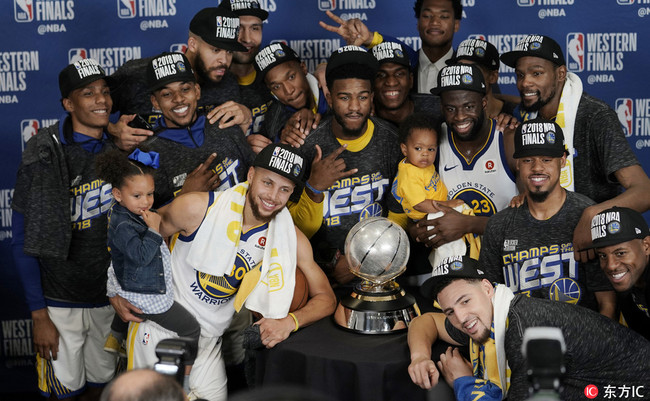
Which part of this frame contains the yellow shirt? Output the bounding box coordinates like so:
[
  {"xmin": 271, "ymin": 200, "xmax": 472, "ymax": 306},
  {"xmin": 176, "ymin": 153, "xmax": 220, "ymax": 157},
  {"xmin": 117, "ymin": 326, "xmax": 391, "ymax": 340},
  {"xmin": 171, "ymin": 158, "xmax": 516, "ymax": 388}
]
[{"xmin": 393, "ymin": 158, "xmax": 447, "ymax": 220}]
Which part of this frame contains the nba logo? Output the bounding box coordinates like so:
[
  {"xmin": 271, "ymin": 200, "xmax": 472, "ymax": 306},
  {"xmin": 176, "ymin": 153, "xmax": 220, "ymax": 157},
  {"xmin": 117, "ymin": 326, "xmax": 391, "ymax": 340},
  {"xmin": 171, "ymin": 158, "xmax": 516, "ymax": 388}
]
[
  {"xmin": 170, "ymin": 44, "xmax": 187, "ymax": 53},
  {"xmin": 615, "ymin": 98, "xmax": 633, "ymax": 137},
  {"xmin": 566, "ymin": 33, "xmax": 584, "ymax": 72},
  {"xmin": 14, "ymin": 0, "xmax": 34, "ymax": 22},
  {"xmin": 270, "ymin": 39, "xmax": 288, "ymax": 46},
  {"xmin": 517, "ymin": 0, "xmax": 534, "ymax": 6},
  {"xmin": 117, "ymin": 0, "xmax": 136, "ymax": 19},
  {"xmin": 617, "ymin": 0, "xmax": 635, "ymax": 4},
  {"xmin": 21, "ymin": 120, "xmax": 39, "ymax": 151},
  {"xmin": 318, "ymin": 0, "xmax": 336, "ymax": 11},
  {"xmin": 467, "ymin": 34, "xmax": 486, "ymax": 41},
  {"xmin": 68, "ymin": 48, "xmax": 88, "ymax": 64}
]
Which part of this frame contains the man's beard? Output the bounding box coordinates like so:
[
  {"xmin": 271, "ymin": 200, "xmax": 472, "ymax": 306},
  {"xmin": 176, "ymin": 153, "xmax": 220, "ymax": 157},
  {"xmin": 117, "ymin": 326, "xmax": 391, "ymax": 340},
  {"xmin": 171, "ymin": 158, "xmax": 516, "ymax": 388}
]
[
  {"xmin": 452, "ymin": 112, "xmax": 485, "ymax": 142},
  {"xmin": 333, "ymin": 112, "xmax": 367, "ymax": 138},
  {"xmin": 247, "ymin": 191, "xmax": 283, "ymax": 223},
  {"xmin": 472, "ymin": 327, "xmax": 491, "ymax": 344},
  {"xmin": 233, "ymin": 51, "xmax": 254, "ymax": 65},
  {"xmin": 521, "ymin": 89, "xmax": 556, "ymax": 113},
  {"xmin": 529, "ymin": 189, "xmax": 550, "ymax": 203},
  {"xmin": 194, "ymin": 56, "xmax": 225, "ymax": 85}
]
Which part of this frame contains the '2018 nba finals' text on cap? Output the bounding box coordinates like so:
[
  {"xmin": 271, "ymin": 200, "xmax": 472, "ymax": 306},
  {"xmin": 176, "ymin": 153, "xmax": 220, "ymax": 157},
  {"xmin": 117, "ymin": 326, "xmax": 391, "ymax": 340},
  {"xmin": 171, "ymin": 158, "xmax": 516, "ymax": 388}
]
[
  {"xmin": 421, "ymin": 255, "xmax": 485, "ymax": 299},
  {"xmin": 513, "ymin": 117, "xmax": 568, "ymax": 159},
  {"xmin": 253, "ymin": 143, "xmax": 305, "ymax": 185},
  {"xmin": 431, "ymin": 63, "xmax": 486, "ymax": 95},
  {"xmin": 590, "ymin": 206, "xmax": 650, "ymax": 248},
  {"xmin": 146, "ymin": 52, "xmax": 196, "ymax": 93},
  {"xmin": 500, "ymin": 34, "xmax": 565, "ymax": 68},
  {"xmin": 59, "ymin": 58, "xmax": 106, "ymax": 98}
]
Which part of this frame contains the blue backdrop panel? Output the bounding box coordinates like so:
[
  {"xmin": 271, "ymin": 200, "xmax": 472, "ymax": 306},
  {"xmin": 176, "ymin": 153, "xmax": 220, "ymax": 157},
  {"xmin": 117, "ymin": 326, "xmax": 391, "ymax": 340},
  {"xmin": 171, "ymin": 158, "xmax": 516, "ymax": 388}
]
[{"xmin": 1, "ymin": 0, "xmax": 648, "ymax": 393}]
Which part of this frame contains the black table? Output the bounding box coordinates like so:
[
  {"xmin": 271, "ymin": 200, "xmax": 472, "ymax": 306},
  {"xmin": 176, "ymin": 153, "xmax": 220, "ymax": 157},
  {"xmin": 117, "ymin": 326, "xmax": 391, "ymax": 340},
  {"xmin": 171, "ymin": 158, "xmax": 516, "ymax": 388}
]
[{"xmin": 255, "ymin": 317, "xmax": 454, "ymax": 401}]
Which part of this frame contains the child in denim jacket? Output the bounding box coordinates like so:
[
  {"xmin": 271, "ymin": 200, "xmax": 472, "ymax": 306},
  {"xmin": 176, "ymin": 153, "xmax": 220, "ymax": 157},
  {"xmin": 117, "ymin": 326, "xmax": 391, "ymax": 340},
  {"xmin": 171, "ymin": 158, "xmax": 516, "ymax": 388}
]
[{"xmin": 96, "ymin": 148, "xmax": 199, "ymax": 388}]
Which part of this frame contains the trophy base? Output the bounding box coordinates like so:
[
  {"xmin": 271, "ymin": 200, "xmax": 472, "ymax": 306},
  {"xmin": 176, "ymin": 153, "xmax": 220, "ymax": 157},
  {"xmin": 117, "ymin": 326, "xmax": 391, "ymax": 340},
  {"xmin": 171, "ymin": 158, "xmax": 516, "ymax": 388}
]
[{"xmin": 333, "ymin": 281, "xmax": 421, "ymax": 334}]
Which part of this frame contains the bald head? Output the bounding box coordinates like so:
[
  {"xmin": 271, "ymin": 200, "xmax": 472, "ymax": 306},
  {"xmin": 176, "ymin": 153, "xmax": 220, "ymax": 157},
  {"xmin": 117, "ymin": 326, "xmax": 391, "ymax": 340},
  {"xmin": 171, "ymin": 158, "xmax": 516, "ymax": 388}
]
[{"xmin": 101, "ymin": 369, "xmax": 186, "ymax": 401}]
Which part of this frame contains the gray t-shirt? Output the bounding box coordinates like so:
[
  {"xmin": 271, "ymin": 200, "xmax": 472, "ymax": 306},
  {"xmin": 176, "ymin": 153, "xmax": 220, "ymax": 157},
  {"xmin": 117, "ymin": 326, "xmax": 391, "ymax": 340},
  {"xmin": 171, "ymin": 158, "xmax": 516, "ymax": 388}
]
[
  {"xmin": 297, "ymin": 116, "xmax": 402, "ymax": 254},
  {"xmin": 568, "ymin": 93, "xmax": 638, "ymax": 203},
  {"xmin": 479, "ymin": 191, "xmax": 611, "ymax": 312}
]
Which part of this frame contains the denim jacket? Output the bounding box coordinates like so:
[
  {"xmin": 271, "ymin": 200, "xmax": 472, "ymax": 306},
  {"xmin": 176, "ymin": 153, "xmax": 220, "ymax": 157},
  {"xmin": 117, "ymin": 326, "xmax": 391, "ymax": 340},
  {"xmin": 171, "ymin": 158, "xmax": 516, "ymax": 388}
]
[{"xmin": 107, "ymin": 203, "xmax": 165, "ymax": 294}]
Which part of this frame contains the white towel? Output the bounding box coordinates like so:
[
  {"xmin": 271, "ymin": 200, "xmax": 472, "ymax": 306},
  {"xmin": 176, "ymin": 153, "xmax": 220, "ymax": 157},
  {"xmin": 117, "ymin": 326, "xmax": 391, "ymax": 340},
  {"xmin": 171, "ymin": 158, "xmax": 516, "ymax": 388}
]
[
  {"xmin": 524, "ymin": 72, "xmax": 582, "ymax": 191},
  {"xmin": 185, "ymin": 183, "xmax": 297, "ymax": 318},
  {"xmin": 427, "ymin": 204, "xmax": 481, "ymax": 270},
  {"xmin": 492, "ymin": 284, "xmax": 515, "ymax": 397}
]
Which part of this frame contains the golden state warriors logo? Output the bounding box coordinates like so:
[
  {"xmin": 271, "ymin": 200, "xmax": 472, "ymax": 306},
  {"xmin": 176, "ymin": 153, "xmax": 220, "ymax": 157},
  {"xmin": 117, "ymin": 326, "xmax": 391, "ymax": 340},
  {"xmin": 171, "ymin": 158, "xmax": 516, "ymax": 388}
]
[
  {"xmin": 549, "ymin": 278, "xmax": 581, "ymax": 304},
  {"xmin": 359, "ymin": 202, "xmax": 383, "ymax": 220},
  {"xmin": 546, "ymin": 132, "xmax": 556, "ymax": 144},
  {"xmin": 196, "ymin": 254, "xmax": 251, "ymax": 299},
  {"xmin": 461, "ymin": 73, "xmax": 473, "ymax": 85},
  {"xmin": 531, "ymin": 42, "xmax": 542, "ymax": 50},
  {"xmin": 450, "ymin": 260, "xmax": 463, "ymax": 271},
  {"xmin": 607, "ymin": 221, "xmax": 621, "ymax": 234}
]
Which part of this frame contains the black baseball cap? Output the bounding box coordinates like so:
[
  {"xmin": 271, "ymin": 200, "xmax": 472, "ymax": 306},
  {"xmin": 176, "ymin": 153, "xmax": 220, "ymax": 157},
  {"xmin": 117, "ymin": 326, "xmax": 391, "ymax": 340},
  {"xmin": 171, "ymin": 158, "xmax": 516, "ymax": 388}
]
[
  {"xmin": 501, "ymin": 34, "xmax": 565, "ymax": 68},
  {"xmin": 371, "ymin": 41, "xmax": 411, "ymax": 69},
  {"xmin": 254, "ymin": 43, "xmax": 300, "ymax": 83},
  {"xmin": 253, "ymin": 143, "xmax": 305, "ymax": 185},
  {"xmin": 513, "ymin": 117, "xmax": 567, "ymax": 159},
  {"xmin": 147, "ymin": 52, "xmax": 196, "ymax": 93},
  {"xmin": 421, "ymin": 256, "xmax": 485, "ymax": 299},
  {"xmin": 189, "ymin": 7, "xmax": 247, "ymax": 52},
  {"xmin": 218, "ymin": 0, "xmax": 269, "ymax": 21},
  {"xmin": 449, "ymin": 38, "xmax": 500, "ymax": 71},
  {"xmin": 431, "ymin": 63, "xmax": 486, "ymax": 95},
  {"xmin": 591, "ymin": 207, "xmax": 650, "ymax": 248},
  {"xmin": 59, "ymin": 58, "xmax": 107, "ymax": 98},
  {"xmin": 326, "ymin": 45, "xmax": 379, "ymax": 81}
]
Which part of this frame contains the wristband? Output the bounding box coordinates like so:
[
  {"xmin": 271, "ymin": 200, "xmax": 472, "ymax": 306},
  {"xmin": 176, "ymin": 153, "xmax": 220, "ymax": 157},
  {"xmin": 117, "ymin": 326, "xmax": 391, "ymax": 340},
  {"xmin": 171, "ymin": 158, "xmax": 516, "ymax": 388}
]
[
  {"xmin": 369, "ymin": 31, "xmax": 383, "ymax": 47},
  {"xmin": 305, "ymin": 181, "xmax": 324, "ymax": 195},
  {"xmin": 288, "ymin": 312, "xmax": 299, "ymax": 332}
]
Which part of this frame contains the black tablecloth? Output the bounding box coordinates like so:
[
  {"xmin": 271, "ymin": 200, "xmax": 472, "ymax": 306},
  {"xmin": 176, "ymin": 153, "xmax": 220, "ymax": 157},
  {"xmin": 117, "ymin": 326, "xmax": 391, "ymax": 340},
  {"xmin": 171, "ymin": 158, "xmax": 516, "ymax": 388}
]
[{"xmin": 255, "ymin": 317, "xmax": 455, "ymax": 401}]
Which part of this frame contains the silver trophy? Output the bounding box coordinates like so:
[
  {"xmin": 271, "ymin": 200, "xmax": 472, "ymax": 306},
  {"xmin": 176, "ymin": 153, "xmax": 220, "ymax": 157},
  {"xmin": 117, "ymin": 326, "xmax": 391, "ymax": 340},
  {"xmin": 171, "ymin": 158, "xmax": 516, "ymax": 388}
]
[{"xmin": 334, "ymin": 217, "xmax": 420, "ymax": 334}]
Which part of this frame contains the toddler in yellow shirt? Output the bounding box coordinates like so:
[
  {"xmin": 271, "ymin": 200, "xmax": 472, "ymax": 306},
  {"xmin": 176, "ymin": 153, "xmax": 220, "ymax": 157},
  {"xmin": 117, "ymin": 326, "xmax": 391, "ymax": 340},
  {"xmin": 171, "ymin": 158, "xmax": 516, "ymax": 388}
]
[{"xmin": 392, "ymin": 113, "xmax": 462, "ymax": 220}]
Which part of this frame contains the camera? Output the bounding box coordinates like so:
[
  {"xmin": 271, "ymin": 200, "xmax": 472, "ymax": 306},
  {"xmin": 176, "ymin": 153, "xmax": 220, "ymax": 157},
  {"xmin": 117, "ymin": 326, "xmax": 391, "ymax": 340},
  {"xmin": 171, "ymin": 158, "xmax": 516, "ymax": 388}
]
[
  {"xmin": 153, "ymin": 337, "xmax": 198, "ymax": 385},
  {"xmin": 522, "ymin": 327, "xmax": 566, "ymax": 401}
]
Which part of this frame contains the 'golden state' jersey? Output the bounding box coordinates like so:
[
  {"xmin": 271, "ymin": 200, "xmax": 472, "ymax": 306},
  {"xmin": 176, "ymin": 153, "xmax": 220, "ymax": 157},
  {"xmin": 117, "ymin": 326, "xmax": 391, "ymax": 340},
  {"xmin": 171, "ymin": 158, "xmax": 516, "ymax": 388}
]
[
  {"xmin": 169, "ymin": 192, "xmax": 268, "ymax": 337},
  {"xmin": 438, "ymin": 119, "xmax": 517, "ymax": 217}
]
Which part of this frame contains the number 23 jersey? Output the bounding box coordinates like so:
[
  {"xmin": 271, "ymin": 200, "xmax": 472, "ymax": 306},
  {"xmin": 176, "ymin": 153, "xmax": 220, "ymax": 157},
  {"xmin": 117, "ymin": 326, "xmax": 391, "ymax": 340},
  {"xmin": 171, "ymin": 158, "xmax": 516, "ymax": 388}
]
[{"xmin": 437, "ymin": 119, "xmax": 517, "ymax": 217}]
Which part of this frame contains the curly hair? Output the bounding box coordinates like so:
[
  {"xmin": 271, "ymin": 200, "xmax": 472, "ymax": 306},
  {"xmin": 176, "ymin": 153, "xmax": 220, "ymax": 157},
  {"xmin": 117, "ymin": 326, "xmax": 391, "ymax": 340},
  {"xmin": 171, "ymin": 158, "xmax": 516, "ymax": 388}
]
[
  {"xmin": 95, "ymin": 148, "xmax": 155, "ymax": 189},
  {"xmin": 398, "ymin": 112, "xmax": 442, "ymax": 145},
  {"xmin": 413, "ymin": 0, "xmax": 462, "ymax": 19},
  {"xmin": 325, "ymin": 63, "xmax": 375, "ymax": 91}
]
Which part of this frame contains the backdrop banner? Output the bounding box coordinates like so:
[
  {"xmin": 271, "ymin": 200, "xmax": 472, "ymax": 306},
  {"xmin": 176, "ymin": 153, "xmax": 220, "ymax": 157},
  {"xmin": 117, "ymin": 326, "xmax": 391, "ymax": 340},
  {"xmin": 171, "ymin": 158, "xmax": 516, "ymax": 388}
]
[{"xmin": 1, "ymin": 0, "xmax": 649, "ymax": 393}]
